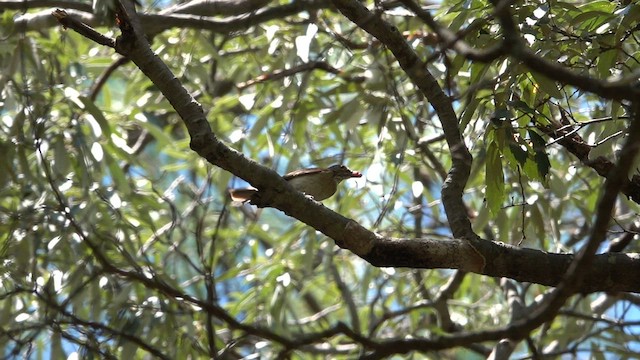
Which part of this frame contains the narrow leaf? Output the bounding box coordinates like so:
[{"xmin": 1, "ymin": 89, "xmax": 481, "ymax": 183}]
[{"xmin": 486, "ymin": 142, "xmax": 505, "ymax": 215}]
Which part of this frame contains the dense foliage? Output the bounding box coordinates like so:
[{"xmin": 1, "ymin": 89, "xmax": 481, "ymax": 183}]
[{"xmin": 1, "ymin": 0, "xmax": 639, "ymax": 358}]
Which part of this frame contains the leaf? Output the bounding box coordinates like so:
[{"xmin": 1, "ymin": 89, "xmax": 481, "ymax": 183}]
[
  {"xmin": 528, "ymin": 202, "xmax": 546, "ymax": 241},
  {"xmin": 0, "ymin": 141, "xmax": 15, "ymax": 189},
  {"xmin": 508, "ymin": 143, "xmax": 528, "ymax": 166},
  {"xmin": 103, "ymin": 147, "xmax": 131, "ymax": 194},
  {"xmin": 572, "ymin": 11, "xmax": 612, "ymax": 31},
  {"xmin": 590, "ymin": 119, "xmax": 625, "ymax": 159},
  {"xmin": 134, "ymin": 115, "xmax": 174, "ymax": 150},
  {"xmin": 250, "ymin": 108, "xmax": 273, "ymax": 138},
  {"xmin": 578, "ymin": 0, "xmax": 615, "ymax": 12},
  {"xmin": 459, "ymin": 97, "xmax": 480, "ymax": 131},
  {"xmin": 549, "ymin": 171, "xmax": 568, "ymax": 198},
  {"xmin": 527, "ymin": 129, "xmax": 546, "ymax": 151},
  {"xmin": 507, "ymin": 100, "xmax": 535, "ymax": 114},
  {"xmin": 530, "ymin": 71, "xmax": 562, "ymax": 99},
  {"xmin": 486, "ymin": 142, "xmax": 505, "ymax": 215},
  {"xmin": 492, "ymin": 126, "xmax": 507, "ymax": 153},
  {"xmin": 52, "ymin": 136, "xmax": 71, "ymax": 176},
  {"xmin": 469, "ymin": 62, "xmax": 490, "ymax": 85},
  {"xmin": 493, "ymin": 108, "xmax": 512, "ymax": 122},
  {"xmin": 121, "ymin": 341, "xmax": 138, "ymax": 359},
  {"xmin": 50, "ymin": 331, "xmax": 64, "ymax": 359},
  {"xmin": 472, "ymin": 205, "xmax": 490, "ymax": 233},
  {"xmin": 611, "ymin": 101, "xmax": 621, "ymax": 121},
  {"xmin": 78, "ymin": 95, "xmax": 112, "ymax": 138},
  {"xmin": 534, "ymin": 150, "xmax": 551, "ymax": 185},
  {"xmin": 597, "ymin": 49, "xmax": 617, "ymax": 78}
]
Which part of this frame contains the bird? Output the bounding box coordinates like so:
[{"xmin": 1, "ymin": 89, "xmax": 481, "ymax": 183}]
[{"xmin": 229, "ymin": 164, "xmax": 362, "ymax": 203}]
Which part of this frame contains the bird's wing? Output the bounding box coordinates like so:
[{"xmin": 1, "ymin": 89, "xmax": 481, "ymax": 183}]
[{"xmin": 282, "ymin": 167, "xmax": 324, "ymax": 180}]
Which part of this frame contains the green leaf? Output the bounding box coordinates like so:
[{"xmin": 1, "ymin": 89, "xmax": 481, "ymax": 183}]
[
  {"xmin": 597, "ymin": 49, "xmax": 617, "ymax": 78},
  {"xmin": 528, "ymin": 202, "xmax": 546, "ymax": 241},
  {"xmin": 52, "ymin": 136, "xmax": 71, "ymax": 177},
  {"xmin": 507, "ymin": 100, "xmax": 535, "ymax": 114},
  {"xmin": 486, "ymin": 142, "xmax": 505, "ymax": 215},
  {"xmin": 528, "ymin": 129, "xmax": 546, "ymax": 151},
  {"xmin": 534, "ymin": 150, "xmax": 551, "ymax": 184},
  {"xmin": 459, "ymin": 97, "xmax": 480, "ymax": 131},
  {"xmin": 121, "ymin": 341, "xmax": 138, "ymax": 359},
  {"xmin": 578, "ymin": 0, "xmax": 615, "ymax": 12},
  {"xmin": 79, "ymin": 95, "xmax": 112, "ymax": 138},
  {"xmin": 530, "ymin": 71, "xmax": 563, "ymax": 99},
  {"xmin": 103, "ymin": 146, "xmax": 131, "ymax": 194},
  {"xmin": 572, "ymin": 11, "xmax": 612, "ymax": 31},
  {"xmin": 472, "ymin": 205, "xmax": 490, "ymax": 233},
  {"xmin": 134, "ymin": 116, "xmax": 174, "ymax": 150},
  {"xmin": 508, "ymin": 143, "xmax": 528, "ymax": 166},
  {"xmin": 50, "ymin": 331, "xmax": 64, "ymax": 359}
]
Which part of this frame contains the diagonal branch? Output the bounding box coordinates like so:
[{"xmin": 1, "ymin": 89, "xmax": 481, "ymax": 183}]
[
  {"xmin": 52, "ymin": 9, "xmax": 115, "ymax": 46},
  {"xmin": 537, "ymin": 118, "xmax": 640, "ymax": 203}
]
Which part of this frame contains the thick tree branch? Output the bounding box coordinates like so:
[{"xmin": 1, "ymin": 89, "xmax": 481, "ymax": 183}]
[{"xmin": 363, "ymin": 236, "xmax": 640, "ymax": 293}]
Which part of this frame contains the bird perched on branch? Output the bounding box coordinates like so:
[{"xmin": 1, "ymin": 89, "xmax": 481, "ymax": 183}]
[{"xmin": 229, "ymin": 165, "xmax": 362, "ymax": 203}]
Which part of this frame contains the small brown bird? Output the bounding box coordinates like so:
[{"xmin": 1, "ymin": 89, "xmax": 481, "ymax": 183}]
[{"xmin": 229, "ymin": 164, "xmax": 362, "ymax": 202}]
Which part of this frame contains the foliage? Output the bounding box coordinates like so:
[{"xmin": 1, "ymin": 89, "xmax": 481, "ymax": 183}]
[{"xmin": 1, "ymin": 0, "xmax": 639, "ymax": 358}]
